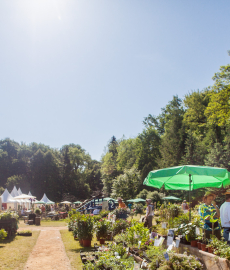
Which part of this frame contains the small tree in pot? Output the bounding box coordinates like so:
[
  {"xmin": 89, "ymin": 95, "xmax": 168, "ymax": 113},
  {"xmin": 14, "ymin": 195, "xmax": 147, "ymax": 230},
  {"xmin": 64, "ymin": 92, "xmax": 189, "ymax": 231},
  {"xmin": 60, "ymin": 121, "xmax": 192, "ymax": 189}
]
[
  {"xmin": 78, "ymin": 215, "xmax": 94, "ymax": 247},
  {"xmin": 95, "ymin": 218, "xmax": 111, "ymax": 244}
]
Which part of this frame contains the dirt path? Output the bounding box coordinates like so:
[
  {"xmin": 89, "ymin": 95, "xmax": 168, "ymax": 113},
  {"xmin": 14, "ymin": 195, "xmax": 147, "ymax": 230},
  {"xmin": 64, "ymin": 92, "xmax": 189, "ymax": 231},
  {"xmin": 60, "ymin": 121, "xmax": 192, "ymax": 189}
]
[{"xmin": 24, "ymin": 227, "xmax": 71, "ymax": 270}]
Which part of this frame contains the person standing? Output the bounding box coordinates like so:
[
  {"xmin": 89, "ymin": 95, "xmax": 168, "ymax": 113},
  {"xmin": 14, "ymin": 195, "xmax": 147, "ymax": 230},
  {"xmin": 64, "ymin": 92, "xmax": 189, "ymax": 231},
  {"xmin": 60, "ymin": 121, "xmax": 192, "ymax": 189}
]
[
  {"xmin": 181, "ymin": 200, "xmax": 189, "ymax": 213},
  {"xmin": 199, "ymin": 192, "xmax": 221, "ymax": 239},
  {"xmin": 117, "ymin": 197, "xmax": 126, "ymax": 209},
  {"xmin": 220, "ymin": 190, "xmax": 230, "ymax": 244},
  {"xmin": 145, "ymin": 199, "xmax": 153, "ymax": 231}
]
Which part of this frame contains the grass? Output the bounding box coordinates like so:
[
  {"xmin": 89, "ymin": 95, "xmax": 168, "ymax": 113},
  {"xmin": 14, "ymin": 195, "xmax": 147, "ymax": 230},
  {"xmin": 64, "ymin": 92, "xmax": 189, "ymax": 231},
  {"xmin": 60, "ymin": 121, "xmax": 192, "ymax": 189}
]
[
  {"xmin": 0, "ymin": 231, "xmax": 40, "ymax": 270},
  {"xmin": 60, "ymin": 231, "xmax": 101, "ymax": 270},
  {"xmin": 18, "ymin": 219, "xmax": 68, "ymax": 228}
]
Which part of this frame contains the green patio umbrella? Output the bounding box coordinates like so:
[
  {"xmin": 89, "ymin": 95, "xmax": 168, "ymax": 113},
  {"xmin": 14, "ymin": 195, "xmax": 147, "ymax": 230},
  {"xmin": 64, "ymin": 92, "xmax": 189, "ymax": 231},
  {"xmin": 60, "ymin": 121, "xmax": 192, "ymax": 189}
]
[
  {"xmin": 126, "ymin": 198, "xmax": 146, "ymax": 203},
  {"xmin": 73, "ymin": 201, "xmax": 82, "ymax": 204},
  {"xmin": 162, "ymin": 196, "xmax": 182, "ymax": 200},
  {"xmin": 144, "ymin": 165, "xmax": 230, "ymax": 220},
  {"xmin": 33, "ymin": 200, "xmax": 46, "ymax": 204}
]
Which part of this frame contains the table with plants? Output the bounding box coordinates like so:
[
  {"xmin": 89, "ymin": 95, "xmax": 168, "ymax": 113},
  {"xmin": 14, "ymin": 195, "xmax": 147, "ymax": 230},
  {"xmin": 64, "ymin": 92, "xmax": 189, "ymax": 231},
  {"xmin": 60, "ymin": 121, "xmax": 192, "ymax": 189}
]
[{"xmin": 67, "ymin": 206, "xmax": 210, "ymax": 269}]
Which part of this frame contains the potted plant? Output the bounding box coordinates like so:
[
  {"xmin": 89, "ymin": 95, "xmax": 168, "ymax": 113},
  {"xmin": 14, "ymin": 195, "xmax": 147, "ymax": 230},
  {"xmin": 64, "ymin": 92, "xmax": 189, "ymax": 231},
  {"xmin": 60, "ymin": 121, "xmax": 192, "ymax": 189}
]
[
  {"xmin": 95, "ymin": 218, "xmax": 110, "ymax": 244},
  {"xmin": 35, "ymin": 208, "xmax": 41, "ymax": 216},
  {"xmin": 183, "ymin": 223, "xmax": 197, "ymax": 246},
  {"xmin": 78, "ymin": 215, "xmax": 94, "ymax": 247},
  {"xmin": 113, "ymin": 208, "xmax": 128, "ymax": 219},
  {"xmin": 196, "ymin": 232, "xmax": 204, "ymax": 250}
]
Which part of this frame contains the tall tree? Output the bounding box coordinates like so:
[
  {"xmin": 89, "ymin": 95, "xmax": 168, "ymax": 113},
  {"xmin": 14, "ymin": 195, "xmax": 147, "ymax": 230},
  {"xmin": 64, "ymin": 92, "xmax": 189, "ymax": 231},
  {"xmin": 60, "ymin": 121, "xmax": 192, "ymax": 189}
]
[
  {"xmin": 205, "ymin": 64, "xmax": 230, "ymax": 128},
  {"xmin": 101, "ymin": 136, "xmax": 119, "ymax": 195},
  {"xmin": 158, "ymin": 96, "xmax": 186, "ymax": 168}
]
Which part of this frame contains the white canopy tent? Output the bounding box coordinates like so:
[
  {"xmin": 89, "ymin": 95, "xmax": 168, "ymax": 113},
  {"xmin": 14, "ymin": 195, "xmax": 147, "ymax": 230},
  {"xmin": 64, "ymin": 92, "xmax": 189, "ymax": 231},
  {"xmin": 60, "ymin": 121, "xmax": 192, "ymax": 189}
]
[
  {"xmin": 40, "ymin": 193, "xmax": 54, "ymax": 204},
  {"xmin": 18, "ymin": 188, "xmax": 22, "ymax": 195},
  {"xmin": 1, "ymin": 188, "xmax": 19, "ymax": 210},
  {"xmin": 11, "ymin": 186, "xmax": 19, "ymax": 197}
]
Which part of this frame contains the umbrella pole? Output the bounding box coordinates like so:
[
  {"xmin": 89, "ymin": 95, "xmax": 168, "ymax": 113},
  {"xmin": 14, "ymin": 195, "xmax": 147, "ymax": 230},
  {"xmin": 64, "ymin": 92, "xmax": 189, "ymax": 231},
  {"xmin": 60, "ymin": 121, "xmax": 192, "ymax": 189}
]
[{"xmin": 189, "ymin": 174, "xmax": 191, "ymax": 221}]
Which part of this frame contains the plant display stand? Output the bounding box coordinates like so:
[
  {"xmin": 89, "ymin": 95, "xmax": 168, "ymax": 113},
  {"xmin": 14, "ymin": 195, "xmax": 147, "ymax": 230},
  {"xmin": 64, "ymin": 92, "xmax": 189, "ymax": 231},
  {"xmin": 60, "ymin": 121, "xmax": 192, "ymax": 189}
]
[
  {"xmin": 28, "ymin": 220, "xmax": 34, "ymax": 225},
  {"xmin": 0, "ymin": 218, "xmax": 17, "ymax": 238},
  {"xmin": 35, "ymin": 217, "xmax": 41, "ymax": 226}
]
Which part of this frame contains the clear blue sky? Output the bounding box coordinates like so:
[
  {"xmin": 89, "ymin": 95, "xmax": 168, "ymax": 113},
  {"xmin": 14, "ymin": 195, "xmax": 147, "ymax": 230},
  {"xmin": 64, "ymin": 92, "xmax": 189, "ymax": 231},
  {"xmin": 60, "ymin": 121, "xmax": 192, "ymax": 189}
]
[{"xmin": 0, "ymin": 0, "xmax": 230, "ymax": 161}]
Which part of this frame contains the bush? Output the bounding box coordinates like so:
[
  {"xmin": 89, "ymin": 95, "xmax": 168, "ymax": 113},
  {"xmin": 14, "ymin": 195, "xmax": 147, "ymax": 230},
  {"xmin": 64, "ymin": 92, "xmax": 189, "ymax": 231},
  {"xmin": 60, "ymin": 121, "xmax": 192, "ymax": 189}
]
[
  {"xmin": 95, "ymin": 218, "xmax": 111, "ymax": 239},
  {"xmin": 35, "ymin": 208, "xmax": 41, "ymax": 215},
  {"xmin": 112, "ymin": 219, "xmax": 130, "ymax": 236},
  {"xmin": 99, "ymin": 210, "xmax": 109, "ymax": 218},
  {"xmin": 0, "ymin": 229, "xmax": 7, "ymax": 240},
  {"xmin": 133, "ymin": 203, "xmax": 144, "ymax": 215}
]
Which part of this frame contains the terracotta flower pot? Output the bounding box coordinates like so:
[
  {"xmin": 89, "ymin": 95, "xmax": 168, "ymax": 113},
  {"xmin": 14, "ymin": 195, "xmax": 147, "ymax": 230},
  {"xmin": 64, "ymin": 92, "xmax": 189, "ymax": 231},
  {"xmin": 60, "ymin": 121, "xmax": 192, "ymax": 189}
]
[
  {"xmin": 99, "ymin": 239, "xmax": 105, "ymax": 244},
  {"xmin": 191, "ymin": 240, "xmax": 198, "ymax": 247},
  {"xmin": 197, "ymin": 242, "xmax": 202, "ymax": 250},
  {"xmin": 79, "ymin": 239, "xmax": 83, "ymax": 245},
  {"xmin": 201, "ymin": 243, "xmax": 208, "ymax": 252},
  {"xmin": 83, "ymin": 239, "xmax": 91, "ymax": 247},
  {"xmin": 208, "ymin": 247, "xmax": 214, "ymax": 254}
]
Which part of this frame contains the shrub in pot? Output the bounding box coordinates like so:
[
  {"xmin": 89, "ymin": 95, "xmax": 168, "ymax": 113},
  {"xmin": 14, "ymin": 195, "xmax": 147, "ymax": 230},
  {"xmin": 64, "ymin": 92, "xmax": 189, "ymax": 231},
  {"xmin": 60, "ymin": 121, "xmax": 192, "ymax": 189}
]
[
  {"xmin": 35, "ymin": 208, "xmax": 41, "ymax": 216},
  {"xmin": 78, "ymin": 215, "xmax": 94, "ymax": 247},
  {"xmin": 112, "ymin": 219, "xmax": 130, "ymax": 236},
  {"xmin": 95, "ymin": 218, "xmax": 111, "ymax": 244}
]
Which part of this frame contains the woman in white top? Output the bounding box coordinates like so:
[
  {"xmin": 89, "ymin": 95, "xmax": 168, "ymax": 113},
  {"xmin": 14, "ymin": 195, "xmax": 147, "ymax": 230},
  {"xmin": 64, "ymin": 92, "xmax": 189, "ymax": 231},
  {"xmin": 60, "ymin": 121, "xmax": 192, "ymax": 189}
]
[{"xmin": 145, "ymin": 199, "xmax": 153, "ymax": 231}]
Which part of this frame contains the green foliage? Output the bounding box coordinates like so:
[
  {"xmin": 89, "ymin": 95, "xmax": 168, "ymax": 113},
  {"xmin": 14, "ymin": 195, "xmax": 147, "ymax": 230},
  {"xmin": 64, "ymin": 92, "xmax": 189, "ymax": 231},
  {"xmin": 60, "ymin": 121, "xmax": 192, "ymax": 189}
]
[
  {"xmin": 147, "ymin": 191, "xmax": 164, "ymax": 204},
  {"xmin": 158, "ymin": 252, "xmax": 203, "ymax": 270},
  {"xmin": 133, "ymin": 203, "xmax": 144, "ymax": 215},
  {"xmin": 207, "ymin": 235, "xmax": 230, "ymax": 260},
  {"xmin": 205, "ymin": 64, "xmax": 230, "ymax": 127},
  {"xmin": 125, "ymin": 221, "xmax": 149, "ymax": 247},
  {"xmin": 136, "ymin": 189, "xmax": 149, "ymax": 199},
  {"xmin": 95, "ymin": 218, "xmax": 111, "ymax": 239},
  {"xmin": 35, "ymin": 208, "xmax": 41, "ymax": 215},
  {"xmin": 111, "ymin": 167, "xmax": 141, "ymax": 200},
  {"xmin": 111, "ymin": 219, "xmax": 130, "ymax": 236},
  {"xmin": 84, "ymin": 250, "xmax": 134, "ymax": 270},
  {"xmin": 0, "ymin": 229, "xmax": 7, "ymax": 240},
  {"xmin": 99, "ymin": 210, "xmax": 109, "ymax": 218},
  {"xmin": 77, "ymin": 214, "xmax": 94, "ymax": 240}
]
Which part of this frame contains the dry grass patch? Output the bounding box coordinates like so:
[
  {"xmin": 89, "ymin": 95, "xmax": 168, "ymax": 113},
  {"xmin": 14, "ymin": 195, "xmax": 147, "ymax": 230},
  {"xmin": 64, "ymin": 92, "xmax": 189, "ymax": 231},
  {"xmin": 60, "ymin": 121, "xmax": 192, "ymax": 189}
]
[
  {"xmin": 0, "ymin": 231, "xmax": 40, "ymax": 270},
  {"xmin": 60, "ymin": 230, "xmax": 99, "ymax": 270}
]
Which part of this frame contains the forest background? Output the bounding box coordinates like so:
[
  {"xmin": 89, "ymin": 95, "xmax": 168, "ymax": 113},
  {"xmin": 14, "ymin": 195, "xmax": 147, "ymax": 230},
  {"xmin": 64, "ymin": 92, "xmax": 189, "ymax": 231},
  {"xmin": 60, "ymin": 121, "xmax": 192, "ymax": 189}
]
[{"xmin": 1, "ymin": 63, "xmax": 230, "ymax": 204}]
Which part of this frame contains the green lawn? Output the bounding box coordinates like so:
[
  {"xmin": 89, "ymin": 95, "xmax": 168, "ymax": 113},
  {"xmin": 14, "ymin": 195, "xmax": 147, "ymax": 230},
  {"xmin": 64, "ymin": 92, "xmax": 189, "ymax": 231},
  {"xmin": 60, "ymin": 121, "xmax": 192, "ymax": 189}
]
[
  {"xmin": 0, "ymin": 231, "xmax": 40, "ymax": 270},
  {"xmin": 18, "ymin": 219, "xmax": 68, "ymax": 228}
]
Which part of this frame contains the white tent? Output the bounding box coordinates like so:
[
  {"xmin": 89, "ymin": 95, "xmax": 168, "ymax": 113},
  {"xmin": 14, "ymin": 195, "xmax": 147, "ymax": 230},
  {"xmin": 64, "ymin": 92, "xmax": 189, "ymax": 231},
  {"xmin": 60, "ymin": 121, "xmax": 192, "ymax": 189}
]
[
  {"xmin": 11, "ymin": 186, "xmax": 19, "ymax": 197},
  {"xmin": 40, "ymin": 193, "xmax": 54, "ymax": 204},
  {"xmin": 1, "ymin": 188, "xmax": 18, "ymax": 210},
  {"xmin": 28, "ymin": 191, "xmax": 32, "ymax": 196},
  {"xmin": 18, "ymin": 188, "xmax": 22, "ymax": 195}
]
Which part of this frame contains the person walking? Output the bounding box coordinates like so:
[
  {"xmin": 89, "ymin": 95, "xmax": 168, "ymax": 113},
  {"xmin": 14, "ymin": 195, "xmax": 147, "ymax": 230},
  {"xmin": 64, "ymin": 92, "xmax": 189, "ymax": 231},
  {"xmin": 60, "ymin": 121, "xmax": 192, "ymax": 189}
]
[
  {"xmin": 145, "ymin": 199, "xmax": 153, "ymax": 231},
  {"xmin": 220, "ymin": 189, "xmax": 230, "ymax": 244}
]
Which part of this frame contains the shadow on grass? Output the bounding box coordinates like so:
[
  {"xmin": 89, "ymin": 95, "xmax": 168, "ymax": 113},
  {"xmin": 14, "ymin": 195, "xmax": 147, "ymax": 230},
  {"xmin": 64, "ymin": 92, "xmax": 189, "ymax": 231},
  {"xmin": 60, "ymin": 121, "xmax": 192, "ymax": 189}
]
[{"xmin": 0, "ymin": 234, "xmax": 17, "ymax": 244}]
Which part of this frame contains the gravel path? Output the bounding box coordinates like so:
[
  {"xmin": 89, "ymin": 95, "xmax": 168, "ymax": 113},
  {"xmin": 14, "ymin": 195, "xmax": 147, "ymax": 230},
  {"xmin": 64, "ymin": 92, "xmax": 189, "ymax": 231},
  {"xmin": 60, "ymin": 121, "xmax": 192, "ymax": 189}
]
[{"xmin": 24, "ymin": 227, "xmax": 71, "ymax": 270}]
